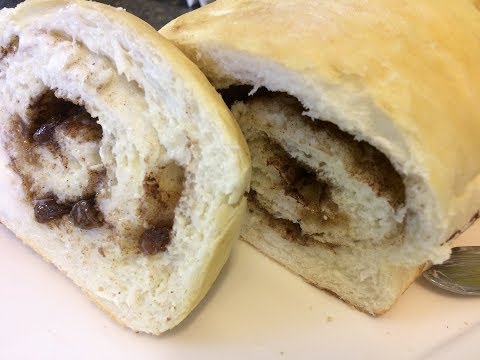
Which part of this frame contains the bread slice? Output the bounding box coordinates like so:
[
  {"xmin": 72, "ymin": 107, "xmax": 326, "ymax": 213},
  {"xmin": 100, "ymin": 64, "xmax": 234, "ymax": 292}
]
[
  {"xmin": 161, "ymin": 0, "xmax": 480, "ymax": 314},
  {"xmin": 234, "ymin": 94, "xmax": 423, "ymax": 314},
  {"xmin": 0, "ymin": 0, "xmax": 250, "ymax": 334}
]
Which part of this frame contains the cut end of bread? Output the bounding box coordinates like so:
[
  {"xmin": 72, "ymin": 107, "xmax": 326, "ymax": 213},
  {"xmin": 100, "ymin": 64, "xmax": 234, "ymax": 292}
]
[
  {"xmin": 230, "ymin": 93, "xmax": 422, "ymax": 314},
  {"xmin": 234, "ymin": 94, "xmax": 406, "ymax": 248},
  {"xmin": 0, "ymin": 0, "xmax": 250, "ymax": 334},
  {"xmin": 160, "ymin": 0, "xmax": 480, "ymax": 315}
]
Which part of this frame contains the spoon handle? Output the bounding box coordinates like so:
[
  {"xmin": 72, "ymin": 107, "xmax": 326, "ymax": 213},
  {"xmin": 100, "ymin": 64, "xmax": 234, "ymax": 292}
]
[{"xmin": 423, "ymin": 247, "xmax": 480, "ymax": 295}]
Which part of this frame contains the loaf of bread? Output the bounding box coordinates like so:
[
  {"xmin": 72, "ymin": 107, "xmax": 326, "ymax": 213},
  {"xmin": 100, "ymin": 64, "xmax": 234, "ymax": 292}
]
[
  {"xmin": 0, "ymin": 0, "xmax": 250, "ymax": 334},
  {"xmin": 161, "ymin": 0, "xmax": 480, "ymax": 314}
]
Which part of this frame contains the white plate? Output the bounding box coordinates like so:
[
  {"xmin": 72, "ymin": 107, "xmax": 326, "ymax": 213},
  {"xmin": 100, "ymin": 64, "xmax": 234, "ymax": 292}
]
[{"xmin": 1, "ymin": 220, "xmax": 479, "ymax": 360}]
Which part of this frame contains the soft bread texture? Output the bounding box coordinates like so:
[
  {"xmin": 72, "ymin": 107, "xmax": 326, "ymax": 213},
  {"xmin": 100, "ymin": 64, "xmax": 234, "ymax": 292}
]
[
  {"xmin": 161, "ymin": 0, "xmax": 480, "ymax": 314},
  {"xmin": 0, "ymin": 0, "xmax": 250, "ymax": 334},
  {"xmin": 235, "ymin": 95, "xmax": 405, "ymax": 247}
]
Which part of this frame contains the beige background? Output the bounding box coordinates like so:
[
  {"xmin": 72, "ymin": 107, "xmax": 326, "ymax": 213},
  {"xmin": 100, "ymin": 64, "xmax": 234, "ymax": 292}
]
[{"xmin": 0, "ymin": 221, "xmax": 479, "ymax": 359}]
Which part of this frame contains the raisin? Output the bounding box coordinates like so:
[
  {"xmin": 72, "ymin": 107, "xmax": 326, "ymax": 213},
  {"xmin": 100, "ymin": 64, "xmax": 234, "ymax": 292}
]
[
  {"xmin": 32, "ymin": 119, "xmax": 59, "ymax": 144},
  {"xmin": 34, "ymin": 198, "xmax": 71, "ymax": 223},
  {"xmin": 70, "ymin": 199, "xmax": 103, "ymax": 229},
  {"xmin": 139, "ymin": 226, "xmax": 172, "ymax": 255},
  {"xmin": 60, "ymin": 112, "xmax": 102, "ymax": 142}
]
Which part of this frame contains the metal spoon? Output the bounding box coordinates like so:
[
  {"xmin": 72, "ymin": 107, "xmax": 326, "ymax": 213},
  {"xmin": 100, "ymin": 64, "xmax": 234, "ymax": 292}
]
[{"xmin": 423, "ymin": 246, "xmax": 480, "ymax": 295}]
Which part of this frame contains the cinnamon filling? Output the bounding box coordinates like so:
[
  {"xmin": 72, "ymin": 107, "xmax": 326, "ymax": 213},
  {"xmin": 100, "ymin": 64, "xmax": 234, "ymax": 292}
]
[
  {"xmin": 8, "ymin": 90, "xmax": 105, "ymax": 228},
  {"xmin": 222, "ymin": 86, "xmax": 405, "ymax": 208},
  {"xmin": 222, "ymin": 86, "xmax": 406, "ymax": 245},
  {"xmin": 6, "ymin": 90, "xmax": 187, "ymax": 255},
  {"xmin": 264, "ymin": 137, "xmax": 340, "ymax": 221},
  {"xmin": 252, "ymin": 199, "xmax": 342, "ymax": 253},
  {"xmin": 27, "ymin": 91, "xmax": 102, "ymax": 147},
  {"xmin": 137, "ymin": 163, "xmax": 185, "ymax": 255},
  {"xmin": 0, "ymin": 36, "xmax": 19, "ymax": 60}
]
